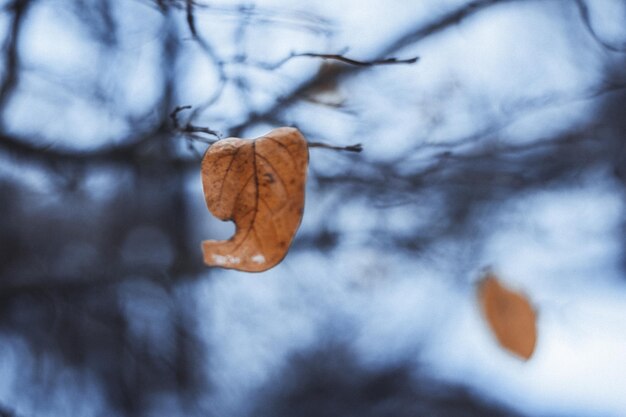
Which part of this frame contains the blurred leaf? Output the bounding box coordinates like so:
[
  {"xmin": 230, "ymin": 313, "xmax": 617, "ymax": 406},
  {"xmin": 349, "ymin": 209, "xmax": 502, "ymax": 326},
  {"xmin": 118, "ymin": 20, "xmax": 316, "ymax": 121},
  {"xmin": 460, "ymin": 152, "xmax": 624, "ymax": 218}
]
[
  {"xmin": 201, "ymin": 127, "xmax": 308, "ymax": 272},
  {"xmin": 478, "ymin": 272, "xmax": 537, "ymax": 360},
  {"xmin": 305, "ymin": 63, "xmax": 346, "ymax": 107}
]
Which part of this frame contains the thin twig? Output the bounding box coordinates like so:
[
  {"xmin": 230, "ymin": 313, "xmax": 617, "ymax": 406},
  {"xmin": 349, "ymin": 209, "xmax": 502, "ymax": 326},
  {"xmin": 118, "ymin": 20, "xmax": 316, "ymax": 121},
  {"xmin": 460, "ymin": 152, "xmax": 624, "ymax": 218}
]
[
  {"xmin": 295, "ymin": 53, "xmax": 419, "ymax": 67},
  {"xmin": 264, "ymin": 51, "xmax": 419, "ymax": 70},
  {"xmin": 228, "ymin": 0, "xmax": 508, "ymax": 137},
  {"xmin": 183, "ymin": 125, "xmax": 221, "ymax": 139},
  {"xmin": 170, "ymin": 105, "xmax": 221, "ymax": 150},
  {"xmin": 308, "ymin": 141, "xmax": 363, "ymax": 153},
  {"xmin": 169, "ymin": 105, "xmax": 192, "ymax": 129},
  {"xmin": 185, "ymin": 0, "xmax": 197, "ymax": 38}
]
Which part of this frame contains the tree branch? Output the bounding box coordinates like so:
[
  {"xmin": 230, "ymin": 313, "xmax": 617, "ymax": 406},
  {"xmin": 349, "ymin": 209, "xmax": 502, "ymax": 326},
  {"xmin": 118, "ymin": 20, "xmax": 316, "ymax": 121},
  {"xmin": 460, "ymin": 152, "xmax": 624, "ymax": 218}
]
[
  {"xmin": 185, "ymin": 0, "xmax": 197, "ymax": 37},
  {"xmin": 263, "ymin": 51, "xmax": 419, "ymax": 70},
  {"xmin": 575, "ymin": 0, "xmax": 626, "ymax": 53},
  {"xmin": 170, "ymin": 105, "xmax": 221, "ymax": 146},
  {"xmin": 227, "ymin": 0, "xmax": 514, "ymax": 137},
  {"xmin": 296, "ymin": 53, "xmax": 419, "ymax": 67},
  {"xmin": 308, "ymin": 141, "xmax": 362, "ymax": 153},
  {"xmin": 0, "ymin": 130, "xmax": 196, "ymax": 168},
  {"xmin": 0, "ymin": 0, "xmax": 32, "ymax": 113}
]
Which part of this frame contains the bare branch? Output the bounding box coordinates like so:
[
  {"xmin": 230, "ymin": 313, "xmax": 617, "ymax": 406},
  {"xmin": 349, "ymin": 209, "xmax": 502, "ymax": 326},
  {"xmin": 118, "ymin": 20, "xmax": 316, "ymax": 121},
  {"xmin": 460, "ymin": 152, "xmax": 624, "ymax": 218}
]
[
  {"xmin": 185, "ymin": 0, "xmax": 197, "ymax": 37},
  {"xmin": 308, "ymin": 141, "xmax": 363, "ymax": 153},
  {"xmin": 264, "ymin": 51, "xmax": 419, "ymax": 70},
  {"xmin": 301, "ymin": 53, "xmax": 419, "ymax": 66},
  {"xmin": 384, "ymin": 0, "xmax": 518, "ymax": 54},
  {"xmin": 0, "ymin": 0, "xmax": 32, "ymax": 112},
  {"xmin": 170, "ymin": 105, "xmax": 221, "ymax": 144},
  {"xmin": 227, "ymin": 0, "xmax": 514, "ymax": 137},
  {"xmin": 575, "ymin": 0, "xmax": 626, "ymax": 53},
  {"xmin": 173, "ymin": 1, "xmax": 334, "ymax": 35},
  {"xmin": 0, "ymin": 131, "xmax": 164, "ymax": 166},
  {"xmin": 169, "ymin": 105, "xmax": 192, "ymax": 129}
]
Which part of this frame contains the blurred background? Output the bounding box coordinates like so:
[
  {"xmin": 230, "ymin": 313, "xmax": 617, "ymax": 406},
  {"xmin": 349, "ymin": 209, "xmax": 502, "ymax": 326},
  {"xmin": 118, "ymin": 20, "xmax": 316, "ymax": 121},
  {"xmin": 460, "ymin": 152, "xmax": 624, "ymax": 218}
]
[{"xmin": 1, "ymin": 0, "xmax": 625, "ymax": 416}]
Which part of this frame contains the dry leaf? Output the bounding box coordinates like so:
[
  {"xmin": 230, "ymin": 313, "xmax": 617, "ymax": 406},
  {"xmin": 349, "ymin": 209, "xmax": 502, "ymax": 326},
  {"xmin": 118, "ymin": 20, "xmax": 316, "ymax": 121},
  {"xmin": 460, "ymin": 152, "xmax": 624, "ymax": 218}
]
[
  {"xmin": 305, "ymin": 63, "xmax": 346, "ymax": 107},
  {"xmin": 478, "ymin": 273, "xmax": 537, "ymax": 360},
  {"xmin": 200, "ymin": 127, "xmax": 308, "ymax": 272}
]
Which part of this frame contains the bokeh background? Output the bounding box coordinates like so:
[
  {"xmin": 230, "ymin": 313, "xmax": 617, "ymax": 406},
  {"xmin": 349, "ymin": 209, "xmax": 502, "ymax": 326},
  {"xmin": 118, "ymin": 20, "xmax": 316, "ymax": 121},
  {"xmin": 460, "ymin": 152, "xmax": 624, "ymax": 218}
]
[{"xmin": 1, "ymin": 0, "xmax": 625, "ymax": 416}]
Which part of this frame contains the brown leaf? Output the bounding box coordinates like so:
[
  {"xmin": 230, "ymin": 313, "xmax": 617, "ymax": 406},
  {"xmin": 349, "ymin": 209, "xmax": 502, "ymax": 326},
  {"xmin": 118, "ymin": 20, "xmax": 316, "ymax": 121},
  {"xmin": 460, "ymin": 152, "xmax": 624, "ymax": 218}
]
[
  {"xmin": 200, "ymin": 127, "xmax": 308, "ymax": 272},
  {"xmin": 305, "ymin": 63, "xmax": 346, "ymax": 108},
  {"xmin": 478, "ymin": 273, "xmax": 537, "ymax": 360}
]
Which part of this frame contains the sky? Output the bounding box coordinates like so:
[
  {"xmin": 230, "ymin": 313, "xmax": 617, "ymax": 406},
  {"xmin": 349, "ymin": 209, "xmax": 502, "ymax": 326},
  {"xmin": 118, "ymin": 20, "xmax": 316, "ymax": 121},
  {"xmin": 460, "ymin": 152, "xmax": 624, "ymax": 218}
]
[{"xmin": 1, "ymin": 0, "xmax": 625, "ymax": 416}]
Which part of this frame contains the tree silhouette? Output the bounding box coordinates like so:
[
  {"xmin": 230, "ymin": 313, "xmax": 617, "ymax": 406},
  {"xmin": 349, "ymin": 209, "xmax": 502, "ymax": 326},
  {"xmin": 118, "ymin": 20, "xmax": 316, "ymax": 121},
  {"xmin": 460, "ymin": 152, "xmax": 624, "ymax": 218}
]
[{"xmin": 0, "ymin": 0, "xmax": 624, "ymax": 416}]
